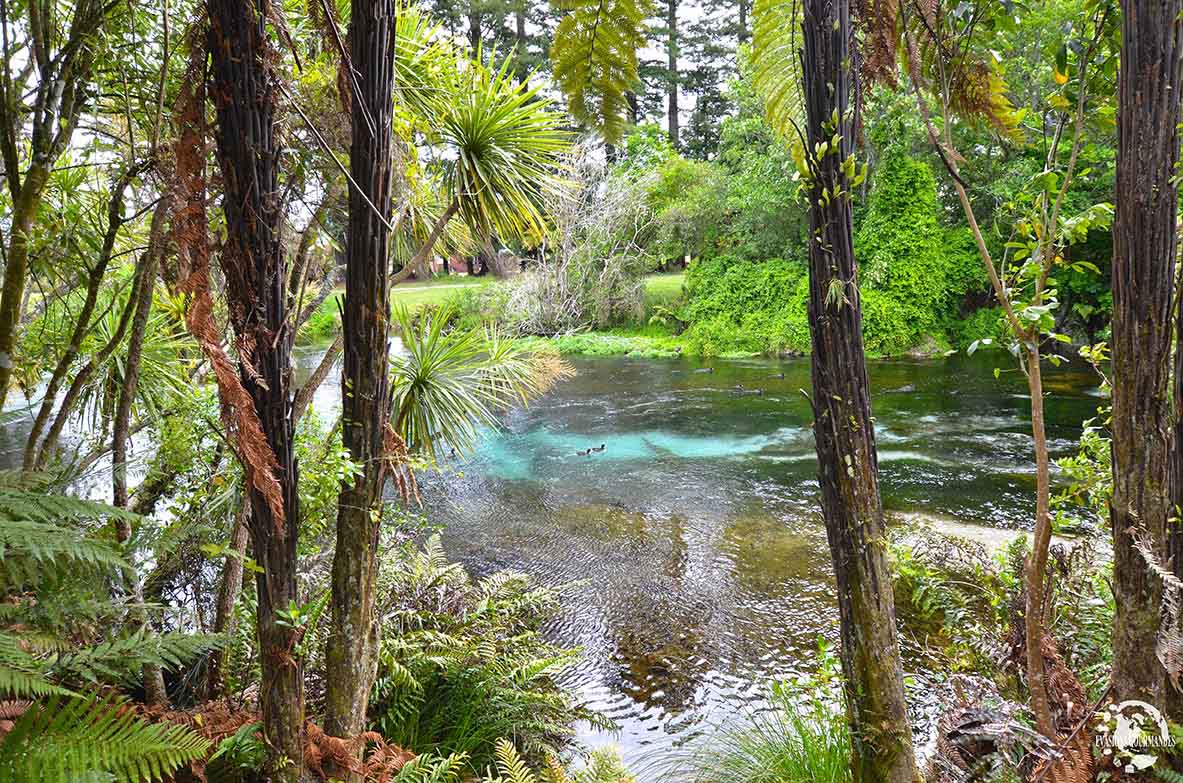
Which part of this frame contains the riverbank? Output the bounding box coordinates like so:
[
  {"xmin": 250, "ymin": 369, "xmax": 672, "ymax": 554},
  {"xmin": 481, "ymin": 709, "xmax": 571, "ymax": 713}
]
[{"xmin": 297, "ymin": 267, "xmax": 1005, "ymax": 361}]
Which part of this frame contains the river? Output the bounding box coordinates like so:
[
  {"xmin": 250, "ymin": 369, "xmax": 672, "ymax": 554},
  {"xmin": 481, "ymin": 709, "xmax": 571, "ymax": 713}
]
[{"xmin": 301, "ymin": 349, "xmax": 1102, "ymax": 774}]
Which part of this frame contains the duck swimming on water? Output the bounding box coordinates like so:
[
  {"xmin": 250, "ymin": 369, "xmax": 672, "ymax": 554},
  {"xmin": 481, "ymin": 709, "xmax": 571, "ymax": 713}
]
[{"xmin": 591, "ymin": 443, "xmax": 606, "ymax": 453}]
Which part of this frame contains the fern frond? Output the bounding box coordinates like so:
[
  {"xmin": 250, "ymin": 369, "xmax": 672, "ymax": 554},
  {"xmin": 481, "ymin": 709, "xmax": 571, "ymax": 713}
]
[
  {"xmin": 751, "ymin": 0, "xmax": 806, "ymax": 146},
  {"xmin": 0, "ymin": 519, "xmax": 128, "ymax": 583},
  {"xmin": 550, "ymin": 0, "xmax": 650, "ymax": 144},
  {"xmin": 0, "ymin": 632, "xmax": 73, "ymax": 699},
  {"xmin": 0, "ymin": 488, "xmax": 140, "ymax": 527},
  {"xmin": 492, "ymin": 739, "xmax": 537, "ymax": 783},
  {"xmin": 0, "ymin": 694, "xmax": 209, "ymax": 782},
  {"xmin": 50, "ymin": 630, "xmax": 225, "ymax": 685},
  {"xmin": 391, "ymin": 751, "xmax": 467, "ymax": 783}
]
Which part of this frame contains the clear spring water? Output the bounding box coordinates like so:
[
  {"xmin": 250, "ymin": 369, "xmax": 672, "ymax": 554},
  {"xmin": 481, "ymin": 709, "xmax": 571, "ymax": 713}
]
[{"xmin": 375, "ymin": 352, "xmax": 1101, "ymax": 774}]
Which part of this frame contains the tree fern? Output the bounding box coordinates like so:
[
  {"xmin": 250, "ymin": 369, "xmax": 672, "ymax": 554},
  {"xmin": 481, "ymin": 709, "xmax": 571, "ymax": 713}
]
[
  {"xmin": 0, "ymin": 694, "xmax": 209, "ymax": 783},
  {"xmin": 550, "ymin": 0, "xmax": 651, "ymax": 144},
  {"xmin": 751, "ymin": 0, "xmax": 806, "ymax": 145}
]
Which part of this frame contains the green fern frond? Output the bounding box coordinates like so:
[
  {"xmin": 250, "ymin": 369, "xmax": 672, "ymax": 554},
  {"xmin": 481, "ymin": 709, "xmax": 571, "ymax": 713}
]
[
  {"xmin": 492, "ymin": 739, "xmax": 537, "ymax": 783},
  {"xmin": 0, "ymin": 519, "xmax": 128, "ymax": 582},
  {"xmin": 0, "ymin": 694, "xmax": 209, "ymax": 782},
  {"xmin": 550, "ymin": 0, "xmax": 651, "ymax": 144},
  {"xmin": 50, "ymin": 630, "xmax": 225, "ymax": 685},
  {"xmin": 391, "ymin": 751, "xmax": 468, "ymax": 783},
  {"xmin": 751, "ymin": 0, "xmax": 806, "ymax": 145},
  {"xmin": 0, "ymin": 487, "xmax": 140, "ymax": 527},
  {"xmin": 0, "ymin": 632, "xmax": 73, "ymax": 699}
]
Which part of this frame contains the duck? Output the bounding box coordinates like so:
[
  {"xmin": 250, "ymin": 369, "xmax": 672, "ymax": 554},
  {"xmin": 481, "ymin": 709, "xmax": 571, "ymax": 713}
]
[
  {"xmin": 576, "ymin": 448, "xmax": 592, "ymax": 456},
  {"xmin": 768, "ymin": 372, "xmax": 785, "ymax": 380},
  {"xmin": 591, "ymin": 443, "xmax": 606, "ymax": 453},
  {"xmin": 693, "ymin": 367, "xmax": 715, "ymax": 374}
]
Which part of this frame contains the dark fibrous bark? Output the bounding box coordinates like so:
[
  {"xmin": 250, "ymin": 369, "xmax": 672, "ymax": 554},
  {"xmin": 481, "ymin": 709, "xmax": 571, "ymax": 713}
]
[
  {"xmin": 800, "ymin": 0, "xmax": 919, "ymax": 779},
  {"xmin": 326, "ymin": 0, "xmax": 399, "ymax": 744},
  {"xmin": 206, "ymin": 0, "xmax": 305, "ymax": 778},
  {"xmin": 1112, "ymin": 0, "xmax": 1183, "ymax": 710}
]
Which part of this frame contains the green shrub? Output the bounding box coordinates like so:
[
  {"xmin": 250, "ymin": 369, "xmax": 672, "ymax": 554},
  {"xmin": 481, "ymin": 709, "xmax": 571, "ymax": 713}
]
[
  {"xmin": 949, "ymin": 306, "xmax": 1006, "ymax": 350},
  {"xmin": 855, "ymin": 144, "xmax": 986, "ymax": 355},
  {"xmin": 298, "ymin": 294, "xmax": 341, "ymax": 343},
  {"xmin": 680, "ymin": 256, "xmax": 810, "ymax": 357}
]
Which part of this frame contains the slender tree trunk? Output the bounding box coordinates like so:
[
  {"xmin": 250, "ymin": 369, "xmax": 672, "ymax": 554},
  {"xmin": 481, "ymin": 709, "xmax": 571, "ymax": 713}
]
[
  {"xmin": 113, "ymin": 197, "xmax": 169, "ymax": 509},
  {"xmin": 106, "ymin": 198, "xmax": 170, "ymax": 707},
  {"xmin": 1023, "ymin": 347, "xmax": 1055, "ymax": 736},
  {"xmin": 0, "ymin": 165, "xmax": 49, "ymax": 408},
  {"xmin": 1111, "ymin": 0, "xmax": 1182, "ymax": 709},
  {"xmin": 738, "ymin": 0, "xmax": 749, "ymax": 42},
  {"xmin": 666, "ymin": 0, "xmax": 679, "ymax": 147},
  {"xmin": 326, "ymin": 0, "xmax": 398, "ymax": 744},
  {"xmin": 207, "ymin": 1, "xmax": 306, "ymax": 779},
  {"xmin": 206, "ymin": 497, "xmax": 251, "ymax": 700},
  {"xmin": 800, "ymin": 0, "xmax": 918, "ymax": 779},
  {"xmin": 515, "ymin": 4, "xmax": 528, "ymax": 83}
]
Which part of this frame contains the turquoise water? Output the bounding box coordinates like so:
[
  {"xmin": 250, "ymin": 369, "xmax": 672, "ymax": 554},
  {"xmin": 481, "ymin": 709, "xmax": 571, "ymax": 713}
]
[{"xmin": 409, "ymin": 353, "xmax": 1101, "ymax": 772}]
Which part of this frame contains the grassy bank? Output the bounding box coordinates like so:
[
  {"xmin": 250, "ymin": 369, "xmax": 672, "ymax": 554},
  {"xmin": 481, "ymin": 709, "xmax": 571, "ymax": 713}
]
[{"xmin": 298, "ymin": 272, "xmax": 689, "ymax": 348}]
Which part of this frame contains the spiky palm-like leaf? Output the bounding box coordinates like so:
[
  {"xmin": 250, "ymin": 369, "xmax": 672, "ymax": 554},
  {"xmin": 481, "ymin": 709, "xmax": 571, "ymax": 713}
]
[
  {"xmin": 0, "ymin": 694, "xmax": 209, "ymax": 783},
  {"xmin": 550, "ymin": 0, "xmax": 650, "ymax": 144},
  {"xmin": 430, "ymin": 52, "xmax": 570, "ymax": 242},
  {"xmin": 390, "ymin": 307, "xmax": 572, "ymax": 462},
  {"xmin": 751, "ymin": 0, "xmax": 806, "ymax": 144}
]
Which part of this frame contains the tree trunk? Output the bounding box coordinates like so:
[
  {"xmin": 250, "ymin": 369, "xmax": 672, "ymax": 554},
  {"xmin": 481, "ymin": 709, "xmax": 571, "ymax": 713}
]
[
  {"xmin": 207, "ymin": 1, "xmax": 306, "ymax": 779},
  {"xmin": 801, "ymin": 0, "xmax": 918, "ymax": 779},
  {"xmin": 1111, "ymin": 0, "xmax": 1182, "ymax": 709},
  {"xmin": 738, "ymin": 0, "xmax": 749, "ymax": 42},
  {"xmin": 469, "ymin": 10, "xmax": 481, "ymax": 55},
  {"xmin": 113, "ymin": 197, "xmax": 170, "ymax": 510},
  {"xmin": 666, "ymin": 0, "xmax": 679, "ymax": 147},
  {"xmin": 1022, "ymin": 347, "xmax": 1055, "ymax": 736},
  {"xmin": 0, "ymin": 165, "xmax": 49, "ymax": 409},
  {"xmin": 515, "ymin": 5, "xmax": 528, "ymax": 83},
  {"xmin": 206, "ymin": 497, "xmax": 251, "ymax": 700},
  {"xmin": 326, "ymin": 0, "xmax": 398, "ymax": 745}
]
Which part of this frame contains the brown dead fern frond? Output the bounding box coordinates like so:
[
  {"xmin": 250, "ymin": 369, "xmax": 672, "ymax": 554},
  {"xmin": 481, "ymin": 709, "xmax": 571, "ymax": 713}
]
[
  {"xmin": 856, "ymin": 0, "xmax": 900, "ymax": 86},
  {"xmin": 303, "ymin": 722, "xmax": 413, "ymax": 782},
  {"xmin": 383, "ymin": 424, "xmax": 421, "ymax": 507},
  {"xmin": 171, "ymin": 44, "xmax": 287, "ymax": 535}
]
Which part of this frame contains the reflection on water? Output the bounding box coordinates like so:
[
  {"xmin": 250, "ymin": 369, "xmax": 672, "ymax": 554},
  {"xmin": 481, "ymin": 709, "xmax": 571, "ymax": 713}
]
[{"xmin": 408, "ymin": 353, "xmax": 1100, "ymax": 773}]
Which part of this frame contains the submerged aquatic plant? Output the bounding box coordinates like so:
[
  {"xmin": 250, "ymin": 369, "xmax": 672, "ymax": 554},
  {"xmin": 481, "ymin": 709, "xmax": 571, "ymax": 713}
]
[{"xmin": 661, "ymin": 643, "xmax": 851, "ymax": 783}]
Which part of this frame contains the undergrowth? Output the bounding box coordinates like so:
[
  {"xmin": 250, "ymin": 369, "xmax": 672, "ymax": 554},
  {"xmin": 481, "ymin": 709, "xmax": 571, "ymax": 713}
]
[
  {"xmin": 662, "ymin": 643, "xmax": 850, "ymax": 783},
  {"xmin": 369, "ymin": 534, "xmax": 610, "ymax": 773}
]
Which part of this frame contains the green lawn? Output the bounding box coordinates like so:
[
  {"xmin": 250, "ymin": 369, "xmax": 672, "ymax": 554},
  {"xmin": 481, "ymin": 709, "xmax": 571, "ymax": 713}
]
[
  {"xmin": 389, "ymin": 275, "xmax": 491, "ymax": 310},
  {"xmin": 643, "ymin": 271, "xmax": 686, "ymax": 307},
  {"xmin": 301, "ymin": 271, "xmax": 687, "ymax": 344}
]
